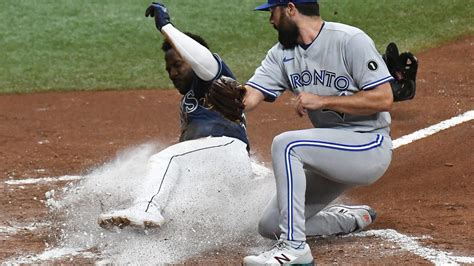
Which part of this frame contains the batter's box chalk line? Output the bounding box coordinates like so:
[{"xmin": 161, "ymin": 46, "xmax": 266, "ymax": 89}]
[
  {"xmin": 4, "ymin": 175, "xmax": 82, "ymax": 185},
  {"xmin": 393, "ymin": 110, "xmax": 474, "ymax": 149},
  {"xmin": 0, "ymin": 222, "xmax": 51, "ymax": 235},
  {"xmin": 3, "ymin": 248, "xmax": 97, "ymax": 264},
  {"xmin": 351, "ymin": 229, "xmax": 474, "ymax": 265}
]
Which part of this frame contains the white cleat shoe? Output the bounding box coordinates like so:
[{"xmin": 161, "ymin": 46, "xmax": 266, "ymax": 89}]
[
  {"xmin": 325, "ymin": 204, "xmax": 377, "ymax": 232},
  {"xmin": 98, "ymin": 202, "xmax": 165, "ymax": 230},
  {"xmin": 243, "ymin": 240, "xmax": 314, "ymax": 265}
]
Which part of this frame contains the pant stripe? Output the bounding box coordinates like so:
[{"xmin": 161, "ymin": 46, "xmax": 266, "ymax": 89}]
[
  {"xmin": 145, "ymin": 139, "xmax": 235, "ymax": 212},
  {"xmin": 283, "ymin": 134, "xmax": 384, "ymax": 240}
]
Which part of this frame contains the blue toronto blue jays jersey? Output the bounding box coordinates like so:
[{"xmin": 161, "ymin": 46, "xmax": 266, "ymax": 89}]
[{"xmin": 178, "ymin": 54, "xmax": 249, "ymax": 148}]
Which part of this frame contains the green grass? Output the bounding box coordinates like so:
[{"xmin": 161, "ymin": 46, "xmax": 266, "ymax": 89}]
[{"xmin": 0, "ymin": 0, "xmax": 472, "ymax": 93}]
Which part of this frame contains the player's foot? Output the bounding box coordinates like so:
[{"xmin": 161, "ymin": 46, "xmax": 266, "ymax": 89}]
[
  {"xmin": 325, "ymin": 204, "xmax": 376, "ymax": 232},
  {"xmin": 98, "ymin": 202, "xmax": 165, "ymax": 230},
  {"xmin": 243, "ymin": 240, "xmax": 314, "ymax": 266}
]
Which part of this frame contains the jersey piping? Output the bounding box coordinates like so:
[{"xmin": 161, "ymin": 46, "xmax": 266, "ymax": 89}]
[
  {"xmin": 284, "ymin": 134, "xmax": 384, "ymax": 240},
  {"xmin": 361, "ymin": 76, "xmax": 394, "ymax": 90},
  {"xmin": 246, "ymin": 81, "xmax": 278, "ymax": 100}
]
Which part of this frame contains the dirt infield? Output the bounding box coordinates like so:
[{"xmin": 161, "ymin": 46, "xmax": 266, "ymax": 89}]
[{"xmin": 1, "ymin": 36, "xmax": 473, "ymax": 264}]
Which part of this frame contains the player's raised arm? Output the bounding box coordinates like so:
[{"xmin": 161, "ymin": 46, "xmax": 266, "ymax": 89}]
[{"xmin": 145, "ymin": 2, "xmax": 219, "ymax": 81}]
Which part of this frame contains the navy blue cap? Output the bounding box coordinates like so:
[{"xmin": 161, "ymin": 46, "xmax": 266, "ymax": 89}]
[{"xmin": 255, "ymin": 0, "xmax": 318, "ymax": 11}]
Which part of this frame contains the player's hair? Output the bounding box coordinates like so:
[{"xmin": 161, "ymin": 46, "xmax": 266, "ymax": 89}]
[
  {"xmin": 161, "ymin": 32, "xmax": 209, "ymax": 52},
  {"xmin": 294, "ymin": 3, "xmax": 320, "ymax": 16}
]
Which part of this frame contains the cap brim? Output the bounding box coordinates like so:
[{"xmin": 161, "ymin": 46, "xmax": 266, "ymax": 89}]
[
  {"xmin": 254, "ymin": 3, "xmax": 275, "ymax": 11},
  {"xmin": 255, "ymin": 0, "xmax": 317, "ymax": 11}
]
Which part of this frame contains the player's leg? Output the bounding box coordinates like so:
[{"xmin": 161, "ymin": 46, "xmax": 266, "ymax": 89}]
[
  {"xmin": 302, "ymin": 169, "xmax": 367, "ymax": 236},
  {"xmin": 97, "ymin": 141, "xmax": 187, "ymax": 230},
  {"xmin": 143, "ymin": 136, "xmax": 250, "ymax": 212},
  {"xmin": 281, "ymin": 128, "xmax": 391, "ymax": 235},
  {"xmin": 245, "ymin": 130, "xmax": 322, "ymax": 265},
  {"xmin": 97, "ymin": 140, "xmax": 190, "ymax": 230},
  {"xmin": 286, "ymin": 128, "xmax": 392, "ymax": 186},
  {"xmin": 98, "ymin": 136, "xmax": 249, "ymax": 230},
  {"xmin": 258, "ymin": 169, "xmax": 350, "ymax": 239},
  {"xmin": 303, "ymin": 168, "xmax": 378, "ymax": 235},
  {"xmin": 311, "ymin": 203, "xmax": 378, "ymax": 234},
  {"xmin": 267, "ymin": 129, "xmax": 383, "ymax": 241},
  {"xmin": 258, "ymin": 170, "xmax": 377, "ymax": 238},
  {"xmin": 245, "ymin": 128, "xmax": 391, "ymax": 264}
]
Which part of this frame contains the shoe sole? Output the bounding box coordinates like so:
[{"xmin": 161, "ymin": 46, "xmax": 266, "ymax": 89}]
[
  {"xmin": 98, "ymin": 216, "xmax": 132, "ymax": 230},
  {"xmin": 291, "ymin": 261, "xmax": 315, "ymax": 266},
  {"xmin": 98, "ymin": 216, "xmax": 162, "ymax": 230},
  {"xmin": 244, "ymin": 260, "xmax": 314, "ymax": 266}
]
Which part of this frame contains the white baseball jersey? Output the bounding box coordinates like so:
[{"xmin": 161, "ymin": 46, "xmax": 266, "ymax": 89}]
[{"xmin": 247, "ymin": 22, "xmax": 394, "ymax": 135}]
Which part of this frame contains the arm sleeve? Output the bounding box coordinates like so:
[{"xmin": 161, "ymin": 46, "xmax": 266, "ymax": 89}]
[
  {"xmin": 344, "ymin": 33, "xmax": 393, "ymax": 90},
  {"xmin": 246, "ymin": 44, "xmax": 288, "ymax": 102},
  {"xmin": 161, "ymin": 24, "xmax": 219, "ymax": 81}
]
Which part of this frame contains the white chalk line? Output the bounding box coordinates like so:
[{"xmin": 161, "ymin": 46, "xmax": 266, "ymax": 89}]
[
  {"xmin": 4, "ymin": 175, "xmax": 82, "ymax": 185},
  {"xmin": 0, "ymin": 222, "xmax": 97, "ymax": 264},
  {"xmin": 3, "ymin": 248, "xmax": 96, "ymax": 264},
  {"xmin": 352, "ymin": 229, "xmax": 474, "ymax": 265},
  {"xmin": 392, "ymin": 110, "xmax": 474, "ymax": 149},
  {"xmin": 2, "ymin": 110, "xmax": 473, "ymax": 263},
  {"xmin": 0, "ymin": 222, "xmax": 51, "ymax": 235}
]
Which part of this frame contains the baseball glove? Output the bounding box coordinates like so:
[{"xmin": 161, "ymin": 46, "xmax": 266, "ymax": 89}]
[
  {"xmin": 383, "ymin": 42, "xmax": 419, "ymax": 102},
  {"xmin": 204, "ymin": 76, "xmax": 246, "ymax": 122}
]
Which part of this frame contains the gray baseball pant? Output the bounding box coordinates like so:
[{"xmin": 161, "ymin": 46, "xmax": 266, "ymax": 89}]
[{"xmin": 259, "ymin": 128, "xmax": 392, "ymax": 241}]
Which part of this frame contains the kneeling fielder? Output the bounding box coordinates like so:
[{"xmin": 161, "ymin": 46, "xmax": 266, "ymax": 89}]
[{"xmin": 98, "ymin": 3, "xmax": 378, "ymax": 238}]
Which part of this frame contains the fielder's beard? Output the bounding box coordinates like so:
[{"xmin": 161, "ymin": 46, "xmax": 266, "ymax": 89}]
[{"xmin": 277, "ymin": 15, "xmax": 299, "ymax": 49}]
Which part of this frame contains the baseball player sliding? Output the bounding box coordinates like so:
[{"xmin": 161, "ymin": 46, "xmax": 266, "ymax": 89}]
[
  {"xmin": 98, "ymin": 2, "xmax": 395, "ymax": 258},
  {"xmin": 243, "ymin": 0, "xmax": 395, "ymax": 264},
  {"xmin": 97, "ymin": 3, "xmax": 252, "ymax": 229}
]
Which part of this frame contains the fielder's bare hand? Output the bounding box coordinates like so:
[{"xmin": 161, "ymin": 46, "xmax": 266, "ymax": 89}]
[{"xmin": 295, "ymin": 92, "xmax": 324, "ymax": 117}]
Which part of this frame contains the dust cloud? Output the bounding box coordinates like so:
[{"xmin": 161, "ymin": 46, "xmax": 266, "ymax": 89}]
[{"xmin": 46, "ymin": 142, "xmax": 274, "ymax": 264}]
